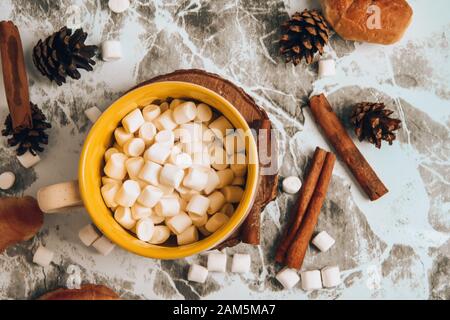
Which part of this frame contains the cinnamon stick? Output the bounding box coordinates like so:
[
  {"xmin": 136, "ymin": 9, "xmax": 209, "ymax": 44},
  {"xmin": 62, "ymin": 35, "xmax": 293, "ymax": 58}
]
[
  {"xmin": 285, "ymin": 152, "xmax": 336, "ymax": 269},
  {"xmin": 275, "ymin": 147, "xmax": 327, "ymax": 263},
  {"xmin": 0, "ymin": 21, "xmax": 32, "ymax": 130},
  {"xmin": 309, "ymin": 94, "xmax": 388, "ymax": 201}
]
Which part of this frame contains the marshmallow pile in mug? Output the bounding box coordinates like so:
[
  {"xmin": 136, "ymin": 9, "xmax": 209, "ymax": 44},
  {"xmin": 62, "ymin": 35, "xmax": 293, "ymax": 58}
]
[{"xmin": 100, "ymin": 99, "xmax": 248, "ymax": 246}]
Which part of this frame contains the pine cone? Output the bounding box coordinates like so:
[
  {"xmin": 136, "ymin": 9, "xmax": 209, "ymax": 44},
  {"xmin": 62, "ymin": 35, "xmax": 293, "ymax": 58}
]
[
  {"xmin": 32, "ymin": 27, "xmax": 97, "ymax": 86},
  {"xmin": 280, "ymin": 9, "xmax": 330, "ymax": 65},
  {"xmin": 350, "ymin": 102, "xmax": 402, "ymax": 148},
  {"xmin": 2, "ymin": 103, "xmax": 52, "ymax": 156}
]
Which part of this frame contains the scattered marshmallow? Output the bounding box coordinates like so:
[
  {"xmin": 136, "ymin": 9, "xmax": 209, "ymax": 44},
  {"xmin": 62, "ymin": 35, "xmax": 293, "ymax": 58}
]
[
  {"xmin": 33, "ymin": 245, "xmax": 54, "ymax": 267},
  {"xmin": 312, "ymin": 231, "xmax": 335, "ymax": 252},
  {"xmin": 84, "ymin": 106, "xmax": 102, "ymax": 123},
  {"xmin": 231, "ymin": 253, "xmax": 251, "ymax": 273},
  {"xmin": 301, "ymin": 270, "xmax": 322, "ymax": 291},
  {"xmin": 0, "ymin": 171, "xmax": 15, "ymax": 190},
  {"xmin": 78, "ymin": 224, "xmax": 101, "ymax": 246},
  {"xmin": 177, "ymin": 225, "xmax": 198, "ymax": 245},
  {"xmin": 282, "ymin": 176, "xmax": 302, "ymax": 194},
  {"xmin": 16, "ymin": 151, "xmax": 40, "ymax": 168},
  {"xmin": 134, "ymin": 218, "xmax": 154, "ymax": 241},
  {"xmin": 207, "ymin": 252, "xmax": 227, "ymax": 272},
  {"xmin": 149, "ymin": 225, "xmax": 171, "ymax": 244},
  {"xmin": 318, "ymin": 58, "xmax": 336, "ymax": 77},
  {"xmin": 108, "ymin": 0, "xmax": 130, "ymax": 13},
  {"xmin": 101, "ymin": 40, "xmax": 122, "ymax": 61},
  {"xmin": 188, "ymin": 264, "xmax": 208, "ymax": 283},
  {"xmin": 321, "ymin": 266, "xmax": 341, "ymax": 288},
  {"xmin": 276, "ymin": 268, "xmax": 300, "ymax": 289},
  {"xmin": 92, "ymin": 235, "xmax": 116, "ymax": 256}
]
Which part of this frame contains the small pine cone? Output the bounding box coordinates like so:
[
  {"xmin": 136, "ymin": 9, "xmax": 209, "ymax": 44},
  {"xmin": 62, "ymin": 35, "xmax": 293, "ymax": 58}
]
[
  {"xmin": 32, "ymin": 27, "xmax": 97, "ymax": 86},
  {"xmin": 2, "ymin": 103, "xmax": 51, "ymax": 156},
  {"xmin": 279, "ymin": 9, "xmax": 330, "ymax": 65},
  {"xmin": 350, "ymin": 102, "xmax": 402, "ymax": 148}
]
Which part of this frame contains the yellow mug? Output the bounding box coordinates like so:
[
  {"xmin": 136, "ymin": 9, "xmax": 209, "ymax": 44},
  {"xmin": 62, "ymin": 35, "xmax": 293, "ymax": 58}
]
[{"xmin": 37, "ymin": 81, "xmax": 259, "ymax": 259}]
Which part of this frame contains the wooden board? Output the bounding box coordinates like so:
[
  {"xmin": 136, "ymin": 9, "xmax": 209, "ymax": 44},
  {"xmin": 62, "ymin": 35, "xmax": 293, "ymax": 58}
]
[{"xmin": 133, "ymin": 69, "xmax": 279, "ymax": 247}]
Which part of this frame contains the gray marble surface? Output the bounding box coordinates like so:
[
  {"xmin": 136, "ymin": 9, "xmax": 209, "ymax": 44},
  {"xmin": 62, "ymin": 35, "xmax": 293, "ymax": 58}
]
[{"xmin": 0, "ymin": 0, "xmax": 449, "ymax": 300}]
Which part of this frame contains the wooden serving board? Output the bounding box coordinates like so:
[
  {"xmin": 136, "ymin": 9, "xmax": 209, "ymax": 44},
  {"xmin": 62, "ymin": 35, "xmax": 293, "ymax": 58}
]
[{"xmin": 133, "ymin": 69, "xmax": 278, "ymax": 247}]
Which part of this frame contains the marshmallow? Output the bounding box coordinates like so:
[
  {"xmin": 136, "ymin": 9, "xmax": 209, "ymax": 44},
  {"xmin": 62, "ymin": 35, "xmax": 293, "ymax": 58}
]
[
  {"xmin": 108, "ymin": 0, "xmax": 130, "ymax": 13},
  {"xmin": 195, "ymin": 103, "xmax": 213, "ymax": 122},
  {"xmin": 231, "ymin": 253, "xmax": 251, "ymax": 273},
  {"xmin": 155, "ymin": 130, "xmax": 174, "ymax": 147},
  {"xmin": 183, "ymin": 167, "xmax": 208, "ymax": 192},
  {"xmin": 179, "ymin": 122, "xmax": 202, "ymax": 143},
  {"xmin": 221, "ymin": 186, "xmax": 244, "ymax": 203},
  {"xmin": 154, "ymin": 109, "xmax": 177, "ymax": 131},
  {"xmin": 168, "ymin": 143, "xmax": 182, "ymax": 162},
  {"xmin": 135, "ymin": 218, "xmax": 154, "ymax": 241},
  {"xmin": 159, "ymin": 184, "xmax": 174, "ymax": 195},
  {"xmin": 220, "ymin": 203, "xmax": 234, "ymax": 216},
  {"xmin": 122, "ymin": 109, "xmax": 145, "ymax": 134},
  {"xmin": 154, "ymin": 195, "xmax": 180, "ymax": 217},
  {"xmin": 137, "ymin": 185, "xmax": 164, "ymax": 208},
  {"xmin": 191, "ymin": 151, "xmax": 211, "ymax": 168},
  {"xmin": 0, "ymin": 171, "xmax": 15, "ymax": 190},
  {"xmin": 159, "ymin": 102, "xmax": 169, "ymax": 113},
  {"xmin": 172, "ymin": 152, "xmax": 192, "ymax": 169},
  {"xmin": 160, "ymin": 163, "xmax": 185, "ymax": 188},
  {"xmin": 149, "ymin": 225, "xmax": 171, "ymax": 244},
  {"xmin": 16, "ymin": 151, "xmax": 40, "ymax": 168},
  {"xmin": 216, "ymin": 168, "xmax": 234, "ymax": 189},
  {"xmin": 114, "ymin": 127, "xmax": 133, "ymax": 146},
  {"xmin": 92, "ymin": 235, "xmax": 115, "ymax": 255},
  {"xmin": 198, "ymin": 225, "xmax": 211, "ymax": 237},
  {"xmin": 282, "ymin": 176, "xmax": 302, "ymax": 194},
  {"xmin": 182, "ymin": 140, "xmax": 204, "ymax": 154},
  {"xmin": 208, "ymin": 116, "xmax": 233, "ymax": 137},
  {"xmin": 125, "ymin": 157, "xmax": 144, "ymax": 180},
  {"xmin": 33, "ymin": 245, "xmax": 54, "ymax": 267},
  {"xmin": 224, "ymin": 132, "xmax": 245, "ymax": 155},
  {"xmin": 188, "ymin": 264, "xmax": 208, "ymax": 283},
  {"xmin": 138, "ymin": 161, "xmax": 162, "ymax": 186},
  {"xmin": 207, "ymin": 252, "xmax": 227, "ymax": 272},
  {"xmin": 210, "ymin": 147, "xmax": 228, "ymax": 171},
  {"xmin": 102, "ymin": 176, "xmax": 121, "ymax": 186},
  {"xmin": 114, "ymin": 180, "xmax": 141, "ymax": 207},
  {"xmin": 188, "ymin": 211, "xmax": 208, "ymax": 227},
  {"xmin": 142, "ymin": 104, "xmax": 161, "ymax": 122},
  {"xmin": 114, "ymin": 207, "xmax": 136, "ymax": 230},
  {"xmin": 166, "ymin": 212, "xmax": 192, "ymax": 234},
  {"xmin": 144, "ymin": 143, "xmax": 171, "ymax": 165},
  {"xmin": 78, "ymin": 224, "xmax": 101, "ymax": 246},
  {"xmin": 312, "ymin": 231, "xmax": 335, "ymax": 252},
  {"xmin": 123, "ymin": 138, "xmax": 145, "ymax": 157},
  {"xmin": 169, "ymin": 99, "xmax": 184, "ymax": 110},
  {"xmin": 150, "ymin": 212, "xmax": 165, "ymax": 224},
  {"xmin": 104, "ymin": 153, "xmax": 128, "ymax": 180},
  {"xmin": 230, "ymin": 163, "xmax": 247, "ymax": 177},
  {"xmin": 187, "ymin": 194, "xmax": 210, "ymax": 216},
  {"xmin": 301, "ymin": 270, "xmax": 322, "ymax": 291},
  {"xmin": 172, "ymin": 101, "xmax": 197, "ymax": 124},
  {"xmin": 231, "ymin": 176, "xmax": 245, "ymax": 186},
  {"xmin": 138, "ymin": 123, "xmax": 156, "ymax": 147},
  {"xmin": 207, "ymin": 191, "xmax": 226, "ymax": 214},
  {"xmin": 203, "ymin": 128, "xmax": 215, "ymax": 143},
  {"xmin": 321, "ymin": 266, "xmax": 341, "ymax": 288},
  {"xmin": 276, "ymin": 268, "xmax": 300, "ymax": 289},
  {"xmin": 177, "ymin": 185, "xmax": 200, "ymax": 201},
  {"xmin": 131, "ymin": 203, "xmax": 152, "ymax": 220},
  {"xmin": 104, "ymin": 147, "xmax": 120, "ymax": 162},
  {"xmin": 101, "ymin": 40, "xmax": 122, "ymax": 61},
  {"xmin": 318, "ymin": 58, "xmax": 336, "ymax": 77},
  {"xmin": 101, "ymin": 183, "xmax": 120, "ymax": 208},
  {"xmin": 177, "ymin": 225, "xmax": 198, "ymax": 245},
  {"xmin": 84, "ymin": 106, "xmax": 102, "ymax": 123},
  {"xmin": 205, "ymin": 212, "xmax": 229, "ymax": 233},
  {"xmin": 204, "ymin": 169, "xmax": 220, "ymax": 195}
]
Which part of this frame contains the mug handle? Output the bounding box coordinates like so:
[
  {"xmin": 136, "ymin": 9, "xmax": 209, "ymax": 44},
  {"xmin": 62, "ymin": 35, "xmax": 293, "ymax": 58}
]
[{"xmin": 37, "ymin": 181, "xmax": 84, "ymax": 213}]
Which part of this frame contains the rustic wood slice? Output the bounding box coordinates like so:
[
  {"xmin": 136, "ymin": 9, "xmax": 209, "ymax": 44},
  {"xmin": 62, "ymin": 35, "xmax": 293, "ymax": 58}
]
[
  {"xmin": 38, "ymin": 284, "xmax": 120, "ymax": 300},
  {"xmin": 133, "ymin": 69, "xmax": 279, "ymax": 247}
]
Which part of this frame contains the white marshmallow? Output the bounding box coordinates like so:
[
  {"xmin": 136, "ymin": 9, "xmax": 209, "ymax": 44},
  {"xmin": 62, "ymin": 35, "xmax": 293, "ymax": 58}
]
[
  {"xmin": 177, "ymin": 225, "xmax": 198, "ymax": 245},
  {"xmin": 220, "ymin": 203, "xmax": 234, "ymax": 216},
  {"xmin": 188, "ymin": 264, "xmax": 208, "ymax": 283},
  {"xmin": 178, "ymin": 122, "xmax": 202, "ymax": 142},
  {"xmin": 160, "ymin": 163, "xmax": 185, "ymax": 188},
  {"xmin": 231, "ymin": 176, "xmax": 245, "ymax": 186},
  {"xmin": 168, "ymin": 144, "xmax": 182, "ymax": 162},
  {"xmin": 159, "ymin": 102, "xmax": 169, "ymax": 113},
  {"xmin": 78, "ymin": 224, "xmax": 101, "ymax": 246},
  {"xmin": 321, "ymin": 266, "xmax": 341, "ymax": 288},
  {"xmin": 101, "ymin": 40, "xmax": 122, "ymax": 61},
  {"xmin": 138, "ymin": 122, "xmax": 157, "ymax": 146},
  {"xmin": 216, "ymin": 168, "xmax": 234, "ymax": 189},
  {"xmin": 191, "ymin": 151, "xmax": 211, "ymax": 168},
  {"xmin": 155, "ymin": 130, "xmax": 174, "ymax": 146},
  {"xmin": 221, "ymin": 186, "xmax": 244, "ymax": 203},
  {"xmin": 0, "ymin": 171, "xmax": 15, "ymax": 190},
  {"xmin": 282, "ymin": 176, "xmax": 302, "ymax": 194},
  {"xmin": 149, "ymin": 225, "xmax": 171, "ymax": 244},
  {"xmin": 231, "ymin": 253, "xmax": 251, "ymax": 273},
  {"xmin": 169, "ymin": 99, "xmax": 184, "ymax": 110},
  {"xmin": 16, "ymin": 151, "xmax": 40, "ymax": 168},
  {"xmin": 114, "ymin": 180, "xmax": 141, "ymax": 207},
  {"xmin": 159, "ymin": 184, "xmax": 174, "ymax": 195},
  {"xmin": 224, "ymin": 132, "xmax": 245, "ymax": 155},
  {"xmin": 104, "ymin": 153, "xmax": 127, "ymax": 180},
  {"xmin": 92, "ymin": 236, "xmax": 115, "ymax": 256},
  {"xmin": 195, "ymin": 103, "xmax": 213, "ymax": 122},
  {"xmin": 205, "ymin": 212, "xmax": 229, "ymax": 233},
  {"xmin": 188, "ymin": 211, "xmax": 208, "ymax": 227},
  {"xmin": 173, "ymin": 101, "xmax": 197, "ymax": 124},
  {"xmin": 208, "ymin": 116, "xmax": 233, "ymax": 137},
  {"xmin": 33, "ymin": 245, "xmax": 54, "ymax": 267},
  {"xmin": 138, "ymin": 161, "xmax": 162, "ymax": 186},
  {"xmin": 104, "ymin": 147, "xmax": 119, "ymax": 162},
  {"xmin": 202, "ymin": 128, "xmax": 215, "ymax": 143},
  {"xmin": 135, "ymin": 218, "xmax": 154, "ymax": 241},
  {"xmin": 154, "ymin": 195, "xmax": 180, "ymax": 217},
  {"xmin": 125, "ymin": 157, "xmax": 144, "ymax": 180},
  {"xmin": 312, "ymin": 231, "xmax": 335, "ymax": 252},
  {"xmin": 114, "ymin": 127, "xmax": 133, "ymax": 146},
  {"xmin": 122, "ymin": 109, "xmax": 145, "ymax": 134},
  {"xmin": 142, "ymin": 104, "xmax": 161, "ymax": 122},
  {"xmin": 177, "ymin": 185, "xmax": 200, "ymax": 201},
  {"xmin": 84, "ymin": 106, "xmax": 102, "ymax": 123},
  {"xmin": 182, "ymin": 140, "xmax": 204, "ymax": 154},
  {"xmin": 123, "ymin": 138, "xmax": 145, "ymax": 157},
  {"xmin": 318, "ymin": 58, "xmax": 336, "ymax": 77},
  {"xmin": 187, "ymin": 194, "xmax": 210, "ymax": 216},
  {"xmin": 144, "ymin": 143, "xmax": 171, "ymax": 165},
  {"xmin": 101, "ymin": 183, "xmax": 120, "ymax": 208},
  {"xmin": 114, "ymin": 207, "xmax": 136, "ymax": 230},
  {"xmin": 150, "ymin": 212, "xmax": 165, "ymax": 224},
  {"xmin": 102, "ymin": 176, "xmax": 121, "ymax": 186},
  {"xmin": 131, "ymin": 203, "xmax": 152, "ymax": 220},
  {"xmin": 210, "ymin": 147, "xmax": 228, "ymax": 171},
  {"xmin": 301, "ymin": 270, "xmax": 322, "ymax": 291},
  {"xmin": 154, "ymin": 109, "xmax": 177, "ymax": 131},
  {"xmin": 204, "ymin": 169, "xmax": 220, "ymax": 195},
  {"xmin": 166, "ymin": 212, "xmax": 192, "ymax": 234},
  {"xmin": 207, "ymin": 252, "xmax": 227, "ymax": 272},
  {"xmin": 173, "ymin": 152, "xmax": 192, "ymax": 169},
  {"xmin": 230, "ymin": 163, "xmax": 247, "ymax": 177},
  {"xmin": 137, "ymin": 185, "xmax": 164, "ymax": 208},
  {"xmin": 108, "ymin": 0, "xmax": 130, "ymax": 13},
  {"xmin": 207, "ymin": 191, "xmax": 226, "ymax": 214},
  {"xmin": 183, "ymin": 167, "xmax": 208, "ymax": 192},
  {"xmin": 276, "ymin": 268, "xmax": 300, "ymax": 289}
]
